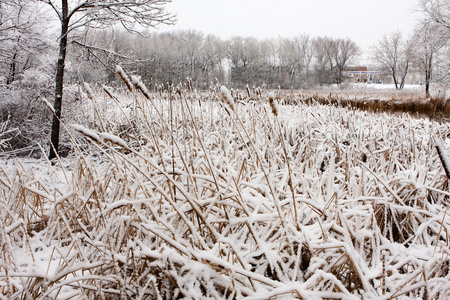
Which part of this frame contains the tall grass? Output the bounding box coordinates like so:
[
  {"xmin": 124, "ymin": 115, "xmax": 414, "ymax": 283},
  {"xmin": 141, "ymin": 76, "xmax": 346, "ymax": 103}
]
[
  {"xmin": 298, "ymin": 87, "xmax": 450, "ymax": 121},
  {"xmin": 1, "ymin": 74, "xmax": 450, "ymax": 299}
]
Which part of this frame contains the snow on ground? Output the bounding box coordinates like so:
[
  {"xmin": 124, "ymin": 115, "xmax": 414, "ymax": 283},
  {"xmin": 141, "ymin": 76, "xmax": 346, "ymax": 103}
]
[{"xmin": 1, "ymin": 88, "xmax": 450, "ymax": 299}]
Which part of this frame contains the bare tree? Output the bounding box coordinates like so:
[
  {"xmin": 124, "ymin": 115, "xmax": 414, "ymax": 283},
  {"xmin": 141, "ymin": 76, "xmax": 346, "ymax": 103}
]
[
  {"xmin": 227, "ymin": 36, "xmax": 269, "ymax": 87},
  {"xmin": 333, "ymin": 38, "xmax": 361, "ymax": 84},
  {"xmin": 413, "ymin": 21, "xmax": 449, "ymax": 96},
  {"xmin": 41, "ymin": 0, "xmax": 174, "ymax": 160},
  {"xmin": 312, "ymin": 37, "xmax": 336, "ymax": 85},
  {"xmin": 200, "ymin": 34, "xmax": 227, "ymax": 87},
  {"xmin": 294, "ymin": 34, "xmax": 314, "ymax": 87},
  {"xmin": 0, "ymin": 0, "xmax": 52, "ymax": 85},
  {"xmin": 417, "ymin": 0, "xmax": 450, "ymax": 96},
  {"xmin": 371, "ymin": 31, "xmax": 414, "ymax": 89},
  {"xmin": 419, "ymin": 0, "xmax": 450, "ymax": 30},
  {"xmin": 278, "ymin": 38, "xmax": 301, "ymax": 86}
]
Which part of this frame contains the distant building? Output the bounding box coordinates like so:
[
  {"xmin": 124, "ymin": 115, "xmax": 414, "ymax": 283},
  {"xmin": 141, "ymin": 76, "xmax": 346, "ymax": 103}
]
[{"xmin": 343, "ymin": 67, "xmax": 383, "ymax": 83}]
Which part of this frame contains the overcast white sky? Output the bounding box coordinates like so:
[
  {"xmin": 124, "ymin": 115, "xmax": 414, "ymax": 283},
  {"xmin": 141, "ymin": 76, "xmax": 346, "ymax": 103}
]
[{"xmin": 156, "ymin": 0, "xmax": 420, "ymax": 64}]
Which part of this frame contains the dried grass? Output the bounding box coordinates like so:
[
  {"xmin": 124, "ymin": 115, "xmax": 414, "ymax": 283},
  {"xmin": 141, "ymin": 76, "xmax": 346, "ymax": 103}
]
[{"xmin": 1, "ymin": 77, "xmax": 450, "ymax": 299}]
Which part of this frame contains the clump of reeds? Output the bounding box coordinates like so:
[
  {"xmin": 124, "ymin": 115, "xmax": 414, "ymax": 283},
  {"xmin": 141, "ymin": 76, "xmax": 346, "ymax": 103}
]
[{"xmin": 2, "ymin": 81, "xmax": 450, "ymax": 299}]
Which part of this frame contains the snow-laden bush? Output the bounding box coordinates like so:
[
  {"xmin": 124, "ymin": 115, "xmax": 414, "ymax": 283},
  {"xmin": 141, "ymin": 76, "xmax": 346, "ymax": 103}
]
[
  {"xmin": 0, "ymin": 58, "xmax": 58, "ymax": 156},
  {"xmin": 0, "ymin": 85, "xmax": 51, "ymax": 155}
]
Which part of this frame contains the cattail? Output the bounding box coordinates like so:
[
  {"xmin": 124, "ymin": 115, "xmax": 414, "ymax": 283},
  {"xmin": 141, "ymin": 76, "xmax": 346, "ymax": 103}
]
[
  {"xmin": 116, "ymin": 65, "xmax": 133, "ymax": 92},
  {"xmin": 83, "ymin": 82, "xmax": 94, "ymax": 100},
  {"xmin": 102, "ymin": 85, "xmax": 115, "ymax": 100},
  {"xmin": 41, "ymin": 97, "xmax": 55, "ymax": 114},
  {"xmin": 100, "ymin": 132, "xmax": 128, "ymax": 149},
  {"xmin": 435, "ymin": 137, "xmax": 450, "ymax": 179},
  {"xmin": 220, "ymin": 85, "xmax": 234, "ymax": 110},
  {"xmin": 131, "ymin": 75, "xmax": 150, "ymax": 99},
  {"xmin": 72, "ymin": 124, "xmax": 101, "ymax": 143},
  {"xmin": 268, "ymin": 91, "xmax": 278, "ymax": 116}
]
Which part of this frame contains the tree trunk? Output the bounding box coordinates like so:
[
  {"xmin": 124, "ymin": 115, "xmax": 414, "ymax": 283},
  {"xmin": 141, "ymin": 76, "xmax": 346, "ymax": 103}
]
[
  {"xmin": 49, "ymin": 0, "xmax": 69, "ymax": 160},
  {"xmin": 425, "ymin": 54, "xmax": 432, "ymax": 98},
  {"xmin": 6, "ymin": 52, "xmax": 18, "ymax": 85},
  {"xmin": 392, "ymin": 74, "xmax": 399, "ymax": 89},
  {"xmin": 425, "ymin": 69, "xmax": 431, "ymax": 97}
]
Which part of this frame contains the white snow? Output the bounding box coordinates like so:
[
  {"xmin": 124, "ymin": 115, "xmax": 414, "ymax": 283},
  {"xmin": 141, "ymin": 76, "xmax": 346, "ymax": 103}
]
[
  {"xmin": 71, "ymin": 124, "xmax": 101, "ymax": 142},
  {"xmin": 1, "ymin": 88, "xmax": 450, "ymax": 299},
  {"xmin": 99, "ymin": 132, "xmax": 128, "ymax": 148}
]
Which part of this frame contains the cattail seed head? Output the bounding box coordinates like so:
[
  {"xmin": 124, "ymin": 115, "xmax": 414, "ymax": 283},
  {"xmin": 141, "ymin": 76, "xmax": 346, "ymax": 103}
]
[
  {"xmin": 116, "ymin": 65, "xmax": 133, "ymax": 92},
  {"xmin": 83, "ymin": 82, "xmax": 94, "ymax": 100},
  {"xmin": 220, "ymin": 85, "xmax": 234, "ymax": 110},
  {"xmin": 268, "ymin": 91, "xmax": 278, "ymax": 116},
  {"xmin": 436, "ymin": 138, "xmax": 450, "ymax": 179},
  {"xmin": 131, "ymin": 75, "xmax": 150, "ymax": 99}
]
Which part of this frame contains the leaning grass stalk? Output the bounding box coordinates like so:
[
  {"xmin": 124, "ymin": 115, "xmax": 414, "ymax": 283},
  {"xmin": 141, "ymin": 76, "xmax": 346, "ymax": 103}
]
[
  {"xmin": 134, "ymin": 96, "xmax": 180, "ymax": 204},
  {"xmin": 48, "ymin": 142, "xmax": 69, "ymax": 183},
  {"xmin": 435, "ymin": 137, "xmax": 450, "ymax": 179},
  {"xmin": 220, "ymin": 87, "xmax": 286, "ymax": 228},
  {"xmin": 117, "ymin": 84, "xmax": 180, "ymax": 205},
  {"xmin": 434, "ymin": 206, "xmax": 449, "ymax": 256},
  {"xmin": 232, "ymin": 176, "xmax": 290, "ymax": 282},
  {"xmin": 232, "ymin": 178, "xmax": 261, "ymax": 245},
  {"xmin": 135, "ymin": 94, "xmax": 199, "ymax": 205},
  {"xmin": 83, "ymin": 82, "xmax": 106, "ymax": 132},
  {"xmin": 170, "ymin": 91, "xmax": 176, "ymax": 197},
  {"xmin": 181, "ymin": 95, "xmax": 233, "ymax": 225},
  {"xmin": 360, "ymin": 161, "xmax": 407, "ymax": 206},
  {"xmin": 389, "ymin": 268, "xmax": 426, "ymax": 299},
  {"xmin": 42, "ymin": 98, "xmax": 105, "ymax": 185},
  {"xmin": 269, "ymin": 92, "xmax": 299, "ymax": 227},
  {"xmin": 182, "ymin": 96, "xmax": 222, "ymax": 194},
  {"xmin": 101, "ymin": 88, "xmax": 142, "ymax": 148}
]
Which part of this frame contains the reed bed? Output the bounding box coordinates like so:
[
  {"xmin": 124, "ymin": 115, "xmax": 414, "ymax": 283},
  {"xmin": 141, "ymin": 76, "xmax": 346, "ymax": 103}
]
[
  {"xmin": 295, "ymin": 86, "xmax": 450, "ymax": 121},
  {"xmin": 1, "ymin": 76, "xmax": 450, "ymax": 299}
]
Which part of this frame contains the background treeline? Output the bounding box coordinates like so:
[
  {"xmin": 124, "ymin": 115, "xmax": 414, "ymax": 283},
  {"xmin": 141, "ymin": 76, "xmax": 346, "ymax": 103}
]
[{"xmin": 67, "ymin": 29, "xmax": 360, "ymax": 90}]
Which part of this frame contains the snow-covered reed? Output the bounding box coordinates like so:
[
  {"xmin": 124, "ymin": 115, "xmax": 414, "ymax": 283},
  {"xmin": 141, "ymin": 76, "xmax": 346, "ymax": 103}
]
[{"xmin": 1, "ymin": 79, "xmax": 450, "ymax": 299}]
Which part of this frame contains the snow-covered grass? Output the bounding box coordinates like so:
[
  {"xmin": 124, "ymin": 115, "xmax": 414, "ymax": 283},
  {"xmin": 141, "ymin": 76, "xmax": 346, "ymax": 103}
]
[{"xmin": 1, "ymin": 79, "xmax": 450, "ymax": 299}]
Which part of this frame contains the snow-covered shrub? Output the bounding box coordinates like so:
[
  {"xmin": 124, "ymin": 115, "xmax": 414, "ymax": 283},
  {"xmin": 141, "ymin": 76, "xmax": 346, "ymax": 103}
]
[
  {"xmin": 0, "ymin": 84, "xmax": 52, "ymax": 155},
  {"xmin": 0, "ymin": 53, "xmax": 58, "ymax": 155}
]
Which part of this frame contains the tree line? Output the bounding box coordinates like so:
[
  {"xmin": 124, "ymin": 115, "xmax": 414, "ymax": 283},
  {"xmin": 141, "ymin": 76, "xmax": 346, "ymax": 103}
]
[{"xmin": 68, "ymin": 30, "xmax": 361, "ymax": 90}]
